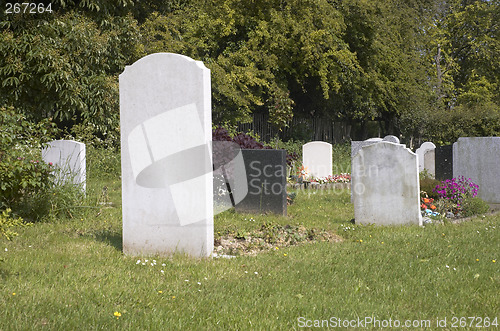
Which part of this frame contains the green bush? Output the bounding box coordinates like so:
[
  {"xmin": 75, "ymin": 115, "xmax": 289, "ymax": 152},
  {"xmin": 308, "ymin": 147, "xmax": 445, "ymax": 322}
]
[
  {"xmin": 0, "ymin": 107, "xmax": 58, "ymax": 210},
  {"xmin": 0, "ymin": 107, "xmax": 85, "ymax": 221},
  {"xmin": 460, "ymin": 197, "xmax": 490, "ymax": 217},
  {"xmin": 420, "ymin": 178, "xmax": 441, "ymax": 200}
]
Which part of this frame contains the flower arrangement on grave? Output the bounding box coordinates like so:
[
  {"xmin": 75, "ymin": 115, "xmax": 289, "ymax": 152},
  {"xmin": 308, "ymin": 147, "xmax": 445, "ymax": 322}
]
[
  {"xmin": 297, "ymin": 165, "xmax": 309, "ymax": 181},
  {"xmin": 420, "ymin": 192, "xmax": 439, "ymax": 217},
  {"xmin": 433, "ymin": 176, "xmax": 479, "ymax": 206},
  {"xmin": 310, "ymin": 173, "xmax": 351, "ymax": 184},
  {"xmin": 423, "ymin": 176, "xmax": 487, "ymax": 218}
]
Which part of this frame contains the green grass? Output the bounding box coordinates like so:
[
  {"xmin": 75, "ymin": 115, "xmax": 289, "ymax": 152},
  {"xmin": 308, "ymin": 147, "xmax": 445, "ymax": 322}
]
[{"xmin": 1, "ymin": 148, "xmax": 499, "ymax": 330}]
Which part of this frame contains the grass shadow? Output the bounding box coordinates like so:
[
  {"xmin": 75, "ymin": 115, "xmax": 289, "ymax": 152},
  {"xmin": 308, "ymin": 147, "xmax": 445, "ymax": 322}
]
[{"xmin": 88, "ymin": 230, "xmax": 123, "ymax": 251}]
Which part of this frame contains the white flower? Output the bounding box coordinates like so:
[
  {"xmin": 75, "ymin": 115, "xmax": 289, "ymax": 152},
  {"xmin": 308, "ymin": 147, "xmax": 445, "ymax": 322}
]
[
  {"xmin": 185, "ymin": 279, "xmax": 189, "ymax": 282},
  {"xmin": 445, "ymin": 265, "xmax": 450, "ymax": 268},
  {"xmin": 4, "ymin": 248, "xmax": 7, "ymax": 252},
  {"xmin": 136, "ymin": 260, "xmax": 141, "ymax": 264},
  {"xmin": 161, "ymin": 270, "xmax": 165, "ymax": 274},
  {"xmin": 197, "ymin": 282, "xmax": 201, "ymax": 285},
  {"xmin": 162, "ymin": 263, "xmax": 166, "ymax": 267},
  {"xmin": 254, "ymin": 272, "xmax": 258, "ymax": 275}
]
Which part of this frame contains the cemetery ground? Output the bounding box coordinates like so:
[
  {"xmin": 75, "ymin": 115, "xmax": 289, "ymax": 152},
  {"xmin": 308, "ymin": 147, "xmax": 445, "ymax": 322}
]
[{"xmin": 1, "ymin": 148, "xmax": 499, "ymax": 330}]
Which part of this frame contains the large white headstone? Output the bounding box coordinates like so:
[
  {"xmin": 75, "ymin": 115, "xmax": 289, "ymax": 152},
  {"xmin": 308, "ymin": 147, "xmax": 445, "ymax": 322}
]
[
  {"xmin": 453, "ymin": 137, "xmax": 500, "ymax": 204},
  {"xmin": 120, "ymin": 53, "xmax": 213, "ymax": 257},
  {"xmin": 416, "ymin": 142, "xmax": 436, "ymax": 173},
  {"xmin": 352, "ymin": 142, "xmax": 422, "ymax": 226},
  {"xmin": 42, "ymin": 140, "xmax": 86, "ymax": 192},
  {"xmin": 302, "ymin": 141, "xmax": 332, "ymax": 178}
]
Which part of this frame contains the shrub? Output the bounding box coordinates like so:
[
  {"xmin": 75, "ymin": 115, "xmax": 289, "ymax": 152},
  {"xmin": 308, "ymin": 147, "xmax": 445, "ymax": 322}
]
[
  {"xmin": 420, "ymin": 178, "xmax": 441, "ymax": 200},
  {"xmin": 460, "ymin": 197, "xmax": 490, "ymax": 217},
  {"xmin": 433, "ymin": 176, "xmax": 479, "ymax": 208},
  {"xmin": 0, "ymin": 107, "xmax": 84, "ymax": 221},
  {"xmin": 0, "ymin": 107, "xmax": 59, "ymax": 212}
]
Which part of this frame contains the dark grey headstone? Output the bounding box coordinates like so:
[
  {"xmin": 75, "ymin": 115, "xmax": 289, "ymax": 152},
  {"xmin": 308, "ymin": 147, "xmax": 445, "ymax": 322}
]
[
  {"xmin": 235, "ymin": 149, "xmax": 287, "ymax": 215},
  {"xmin": 435, "ymin": 145, "xmax": 453, "ymax": 180}
]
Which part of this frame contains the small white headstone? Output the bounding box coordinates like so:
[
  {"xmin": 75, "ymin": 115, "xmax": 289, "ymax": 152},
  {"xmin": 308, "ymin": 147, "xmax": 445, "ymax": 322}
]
[
  {"xmin": 352, "ymin": 142, "xmax": 422, "ymax": 226},
  {"xmin": 416, "ymin": 142, "xmax": 436, "ymax": 173},
  {"xmin": 302, "ymin": 141, "xmax": 332, "ymax": 178},
  {"xmin": 42, "ymin": 140, "xmax": 86, "ymax": 192},
  {"xmin": 453, "ymin": 137, "xmax": 500, "ymax": 204},
  {"xmin": 120, "ymin": 53, "xmax": 213, "ymax": 257}
]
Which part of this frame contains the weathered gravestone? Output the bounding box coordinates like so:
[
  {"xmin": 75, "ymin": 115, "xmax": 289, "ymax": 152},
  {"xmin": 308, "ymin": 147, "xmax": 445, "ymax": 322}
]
[
  {"xmin": 351, "ymin": 136, "xmax": 403, "ymax": 202},
  {"xmin": 351, "ymin": 136, "xmax": 400, "ymax": 160},
  {"xmin": 416, "ymin": 142, "xmax": 436, "ymax": 174},
  {"xmin": 302, "ymin": 141, "xmax": 332, "ymax": 178},
  {"xmin": 120, "ymin": 53, "xmax": 213, "ymax": 257},
  {"xmin": 352, "ymin": 142, "xmax": 422, "ymax": 226},
  {"xmin": 42, "ymin": 140, "xmax": 86, "ymax": 192},
  {"xmin": 453, "ymin": 137, "xmax": 500, "ymax": 204},
  {"xmin": 435, "ymin": 145, "xmax": 453, "ymax": 180},
  {"xmin": 235, "ymin": 149, "xmax": 287, "ymax": 216}
]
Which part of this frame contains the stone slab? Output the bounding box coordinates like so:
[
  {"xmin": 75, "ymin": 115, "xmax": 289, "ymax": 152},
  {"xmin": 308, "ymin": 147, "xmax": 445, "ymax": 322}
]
[
  {"xmin": 42, "ymin": 140, "xmax": 86, "ymax": 192},
  {"xmin": 435, "ymin": 145, "xmax": 453, "ymax": 180},
  {"xmin": 453, "ymin": 137, "xmax": 500, "ymax": 204},
  {"xmin": 120, "ymin": 53, "xmax": 213, "ymax": 257},
  {"xmin": 235, "ymin": 149, "xmax": 287, "ymax": 216},
  {"xmin": 424, "ymin": 149, "xmax": 436, "ymax": 177},
  {"xmin": 352, "ymin": 142, "xmax": 422, "ymax": 226},
  {"xmin": 302, "ymin": 141, "xmax": 332, "ymax": 178},
  {"xmin": 416, "ymin": 142, "xmax": 436, "ymax": 173}
]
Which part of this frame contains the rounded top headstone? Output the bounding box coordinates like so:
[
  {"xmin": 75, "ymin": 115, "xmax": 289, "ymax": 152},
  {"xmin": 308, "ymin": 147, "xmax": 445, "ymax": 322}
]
[
  {"xmin": 383, "ymin": 135, "xmax": 400, "ymax": 144},
  {"xmin": 419, "ymin": 141, "xmax": 436, "ymax": 150}
]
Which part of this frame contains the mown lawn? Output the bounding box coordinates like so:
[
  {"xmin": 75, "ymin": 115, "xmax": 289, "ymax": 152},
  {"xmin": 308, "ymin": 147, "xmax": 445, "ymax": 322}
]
[{"xmin": 1, "ymin": 149, "xmax": 499, "ymax": 330}]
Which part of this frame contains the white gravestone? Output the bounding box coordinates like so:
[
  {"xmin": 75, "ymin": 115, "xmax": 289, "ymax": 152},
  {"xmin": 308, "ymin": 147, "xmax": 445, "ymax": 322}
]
[
  {"xmin": 453, "ymin": 137, "xmax": 500, "ymax": 204},
  {"xmin": 42, "ymin": 140, "xmax": 86, "ymax": 192},
  {"xmin": 416, "ymin": 142, "xmax": 436, "ymax": 173},
  {"xmin": 424, "ymin": 149, "xmax": 435, "ymax": 177},
  {"xmin": 120, "ymin": 53, "xmax": 213, "ymax": 257},
  {"xmin": 302, "ymin": 141, "xmax": 332, "ymax": 178},
  {"xmin": 352, "ymin": 142, "xmax": 422, "ymax": 226}
]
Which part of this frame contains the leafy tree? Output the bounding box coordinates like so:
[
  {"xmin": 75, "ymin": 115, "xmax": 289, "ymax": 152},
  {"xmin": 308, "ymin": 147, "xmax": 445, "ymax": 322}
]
[
  {"xmin": 0, "ymin": 1, "xmax": 144, "ymax": 137},
  {"xmin": 141, "ymin": 0, "xmax": 360, "ymax": 127}
]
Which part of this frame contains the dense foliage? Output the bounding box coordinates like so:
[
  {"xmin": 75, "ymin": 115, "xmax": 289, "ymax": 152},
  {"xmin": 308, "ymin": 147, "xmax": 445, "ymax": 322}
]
[
  {"xmin": 0, "ymin": 107, "xmax": 84, "ymax": 221},
  {"xmin": 1, "ymin": 0, "xmax": 498, "ymax": 143}
]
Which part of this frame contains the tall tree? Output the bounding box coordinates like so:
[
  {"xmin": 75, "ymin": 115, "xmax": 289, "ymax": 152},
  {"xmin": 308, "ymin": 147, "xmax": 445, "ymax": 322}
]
[
  {"xmin": 141, "ymin": 0, "xmax": 361, "ymax": 127},
  {"xmin": 0, "ymin": 0, "xmax": 144, "ymax": 136}
]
